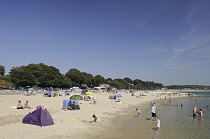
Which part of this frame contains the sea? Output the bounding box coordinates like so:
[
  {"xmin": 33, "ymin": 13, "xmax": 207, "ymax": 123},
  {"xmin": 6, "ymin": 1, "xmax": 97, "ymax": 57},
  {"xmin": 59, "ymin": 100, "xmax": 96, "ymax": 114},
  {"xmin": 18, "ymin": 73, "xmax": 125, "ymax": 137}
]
[{"xmin": 153, "ymin": 91, "xmax": 210, "ymax": 139}]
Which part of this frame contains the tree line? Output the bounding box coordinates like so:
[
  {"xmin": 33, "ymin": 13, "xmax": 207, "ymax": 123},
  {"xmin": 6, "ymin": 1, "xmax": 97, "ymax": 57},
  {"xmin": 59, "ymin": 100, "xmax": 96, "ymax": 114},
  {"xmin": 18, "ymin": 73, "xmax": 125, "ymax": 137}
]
[{"xmin": 0, "ymin": 63, "xmax": 163, "ymax": 90}]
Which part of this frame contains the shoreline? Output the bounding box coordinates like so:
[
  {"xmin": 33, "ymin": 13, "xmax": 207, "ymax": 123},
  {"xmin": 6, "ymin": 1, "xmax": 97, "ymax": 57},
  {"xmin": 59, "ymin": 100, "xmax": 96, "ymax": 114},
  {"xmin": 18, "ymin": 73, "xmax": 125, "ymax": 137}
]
[
  {"xmin": 0, "ymin": 91, "xmax": 186, "ymax": 139},
  {"xmin": 95, "ymin": 92, "xmax": 186, "ymax": 139}
]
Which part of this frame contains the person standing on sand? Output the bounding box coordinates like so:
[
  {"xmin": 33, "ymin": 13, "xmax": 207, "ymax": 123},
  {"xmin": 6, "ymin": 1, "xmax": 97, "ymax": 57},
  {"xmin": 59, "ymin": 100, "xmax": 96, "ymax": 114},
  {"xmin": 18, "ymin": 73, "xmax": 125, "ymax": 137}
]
[
  {"xmin": 136, "ymin": 108, "xmax": 141, "ymax": 118},
  {"xmin": 150, "ymin": 104, "xmax": 157, "ymax": 121},
  {"xmin": 156, "ymin": 118, "xmax": 160, "ymax": 129}
]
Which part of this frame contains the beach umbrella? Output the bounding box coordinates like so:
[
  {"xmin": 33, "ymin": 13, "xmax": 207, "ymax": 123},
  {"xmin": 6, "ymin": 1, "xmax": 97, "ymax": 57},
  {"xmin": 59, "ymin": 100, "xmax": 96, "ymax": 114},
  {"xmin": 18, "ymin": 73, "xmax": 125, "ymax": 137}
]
[
  {"xmin": 115, "ymin": 93, "xmax": 122, "ymax": 97},
  {"xmin": 86, "ymin": 92, "xmax": 94, "ymax": 94},
  {"xmin": 82, "ymin": 89, "xmax": 87, "ymax": 92},
  {"xmin": 70, "ymin": 95, "xmax": 83, "ymax": 100}
]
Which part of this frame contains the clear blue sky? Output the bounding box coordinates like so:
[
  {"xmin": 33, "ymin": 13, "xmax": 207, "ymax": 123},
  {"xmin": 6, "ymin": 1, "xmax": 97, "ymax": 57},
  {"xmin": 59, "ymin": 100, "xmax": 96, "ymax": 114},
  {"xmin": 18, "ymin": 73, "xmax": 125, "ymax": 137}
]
[{"xmin": 1, "ymin": 0, "xmax": 210, "ymax": 86}]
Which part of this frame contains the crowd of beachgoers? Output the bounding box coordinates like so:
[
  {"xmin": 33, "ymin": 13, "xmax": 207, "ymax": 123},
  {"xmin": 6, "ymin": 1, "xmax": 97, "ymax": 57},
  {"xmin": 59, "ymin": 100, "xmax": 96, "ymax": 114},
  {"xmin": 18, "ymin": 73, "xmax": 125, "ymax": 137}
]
[{"xmin": 0, "ymin": 89, "xmax": 193, "ymax": 139}]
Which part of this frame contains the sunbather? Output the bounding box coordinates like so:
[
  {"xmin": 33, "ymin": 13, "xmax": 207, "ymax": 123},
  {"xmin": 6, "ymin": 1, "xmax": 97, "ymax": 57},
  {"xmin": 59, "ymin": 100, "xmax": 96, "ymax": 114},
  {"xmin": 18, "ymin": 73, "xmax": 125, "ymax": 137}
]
[
  {"xmin": 24, "ymin": 100, "xmax": 31, "ymax": 109},
  {"xmin": 17, "ymin": 100, "xmax": 24, "ymax": 109},
  {"xmin": 116, "ymin": 98, "xmax": 121, "ymax": 102}
]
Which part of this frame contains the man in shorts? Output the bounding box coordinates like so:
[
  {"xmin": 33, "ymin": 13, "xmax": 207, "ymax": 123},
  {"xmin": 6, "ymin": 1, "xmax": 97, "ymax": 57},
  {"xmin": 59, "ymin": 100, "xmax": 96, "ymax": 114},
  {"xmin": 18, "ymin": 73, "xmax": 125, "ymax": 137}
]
[
  {"xmin": 193, "ymin": 106, "xmax": 198, "ymax": 117},
  {"xmin": 150, "ymin": 104, "xmax": 157, "ymax": 121}
]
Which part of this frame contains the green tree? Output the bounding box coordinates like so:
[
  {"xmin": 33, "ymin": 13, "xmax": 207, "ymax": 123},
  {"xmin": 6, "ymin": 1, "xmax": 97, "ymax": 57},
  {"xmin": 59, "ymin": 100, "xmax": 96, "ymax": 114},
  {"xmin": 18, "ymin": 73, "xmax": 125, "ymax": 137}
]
[
  {"xmin": 65, "ymin": 68, "xmax": 82, "ymax": 87},
  {"xmin": 105, "ymin": 78, "xmax": 113, "ymax": 85},
  {"xmin": 112, "ymin": 78, "xmax": 127, "ymax": 89},
  {"xmin": 81, "ymin": 72, "xmax": 94, "ymax": 88},
  {"xmin": 124, "ymin": 77, "xmax": 133, "ymax": 84},
  {"xmin": 0, "ymin": 80, "xmax": 13, "ymax": 87},
  {"xmin": 0, "ymin": 65, "xmax": 5, "ymax": 76},
  {"xmin": 9, "ymin": 63, "xmax": 71, "ymax": 88},
  {"xmin": 133, "ymin": 79, "xmax": 143, "ymax": 85},
  {"xmin": 112, "ymin": 80, "xmax": 125, "ymax": 89},
  {"xmin": 93, "ymin": 75, "xmax": 105, "ymax": 87},
  {"xmin": 9, "ymin": 66, "xmax": 37, "ymax": 87}
]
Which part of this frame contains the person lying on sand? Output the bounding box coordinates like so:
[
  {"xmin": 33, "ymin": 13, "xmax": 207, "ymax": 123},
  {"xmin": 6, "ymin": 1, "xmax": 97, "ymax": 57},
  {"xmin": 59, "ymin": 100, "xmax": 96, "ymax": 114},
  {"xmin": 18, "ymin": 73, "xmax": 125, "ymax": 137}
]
[
  {"xmin": 116, "ymin": 98, "xmax": 121, "ymax": 102},
  {"xmin": 90, "ymin": 114, "xmax": 100, "ymax": 123},
  {"xmin": 115, "ymin": 98, "xmax": 124, "ymax": 103}
]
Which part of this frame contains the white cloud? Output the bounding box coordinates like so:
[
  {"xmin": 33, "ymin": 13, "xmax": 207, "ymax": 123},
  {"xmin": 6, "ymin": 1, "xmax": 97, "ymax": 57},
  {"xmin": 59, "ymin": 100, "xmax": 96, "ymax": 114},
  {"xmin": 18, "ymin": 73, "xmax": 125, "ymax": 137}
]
[{"xmin": 152, "ymin": 48, "xmax": 168, "ymax": 53}]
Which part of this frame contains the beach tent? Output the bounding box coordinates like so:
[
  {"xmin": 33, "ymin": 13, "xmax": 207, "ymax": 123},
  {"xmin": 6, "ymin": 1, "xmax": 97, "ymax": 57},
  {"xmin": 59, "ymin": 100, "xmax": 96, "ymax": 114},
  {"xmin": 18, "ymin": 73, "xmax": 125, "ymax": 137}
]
[
  {"xmin": 70, "ymin": 95, "xmax": 83, "ymax": 100},
  {"xmin": 115, "ymin": 93, "xmax": 122, "ymax": 97},
  {"xmin": 23, "ymin": 105, "xmax": 54, "ymax": 126},
  {"xmin": 63, "ymin": 100, "xmax": 80, "ymax": 109}
]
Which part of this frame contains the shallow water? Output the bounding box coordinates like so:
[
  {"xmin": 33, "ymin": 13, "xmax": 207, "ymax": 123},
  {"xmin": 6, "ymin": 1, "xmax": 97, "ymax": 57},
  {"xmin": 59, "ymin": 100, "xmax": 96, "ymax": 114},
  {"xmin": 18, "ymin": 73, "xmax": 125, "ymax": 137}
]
[
  {"xmin": 102, "ymin": 102, "xmax": 156, "ymax": 139},
  {"xmin": 154, "ymin": 92, "xmax": 210, "ymax": 139}
]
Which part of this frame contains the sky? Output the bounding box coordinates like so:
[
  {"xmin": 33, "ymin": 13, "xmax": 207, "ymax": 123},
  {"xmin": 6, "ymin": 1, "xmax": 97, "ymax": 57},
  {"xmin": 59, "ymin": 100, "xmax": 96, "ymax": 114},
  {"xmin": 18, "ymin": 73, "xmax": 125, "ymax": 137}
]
[{"xmin": 0, "ymin": 0, "xmax": 210, "ymax": 86}]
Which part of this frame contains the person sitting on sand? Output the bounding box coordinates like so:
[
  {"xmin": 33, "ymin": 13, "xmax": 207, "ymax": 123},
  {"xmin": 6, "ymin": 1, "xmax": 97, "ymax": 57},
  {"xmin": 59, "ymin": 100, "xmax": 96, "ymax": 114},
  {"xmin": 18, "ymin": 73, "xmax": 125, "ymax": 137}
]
[
  {"xmin": 93, "ymin": 98, "xmax": 97, "ymax": 104},
  {"xmin": 17, "ymin": 100, "xmax": 24, "ymax": 109},
  {"xmin": 83, "ymin": 95, "xmax": 88, "ymax": 100},
  {"xmin": 24, "ymin": 100, "xmax": 31, "ymax": 109},
  {"xmin": 53, "ymin": 92, "xmax": 58, "ymax": 97},
  {"xmin": 90, "ymin": 114, "xmax": 100, "ymax": 123},
  {"xmin": 68, "ymin": 101, "xmax": 73, "ymax": 110}
]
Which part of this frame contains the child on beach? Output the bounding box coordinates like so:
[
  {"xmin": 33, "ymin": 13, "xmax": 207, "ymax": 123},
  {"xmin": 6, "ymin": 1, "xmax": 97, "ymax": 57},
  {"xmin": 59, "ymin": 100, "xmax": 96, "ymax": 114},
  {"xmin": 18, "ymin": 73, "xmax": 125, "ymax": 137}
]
[
  {"xmin": 90, "ymin": 114, "xmax": 100, "ymax": 123},
  {"xmin": 198, "ymin": 109, "xmax": 204, "ymax": 117},
  {"xmin": 156, "ymin": 119, "xmax": 160, "ymax": 129},
  {"xmin": 136, "ymin": 108, "xmax": 141, "ymax": 118}
]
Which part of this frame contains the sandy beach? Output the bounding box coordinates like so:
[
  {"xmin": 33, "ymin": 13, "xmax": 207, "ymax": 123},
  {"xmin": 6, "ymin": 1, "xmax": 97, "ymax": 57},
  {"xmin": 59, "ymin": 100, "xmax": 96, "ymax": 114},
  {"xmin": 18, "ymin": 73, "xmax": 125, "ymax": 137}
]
[{"xmin": 0, "ymin": 90, "xmax": 181, "ymax": 139}]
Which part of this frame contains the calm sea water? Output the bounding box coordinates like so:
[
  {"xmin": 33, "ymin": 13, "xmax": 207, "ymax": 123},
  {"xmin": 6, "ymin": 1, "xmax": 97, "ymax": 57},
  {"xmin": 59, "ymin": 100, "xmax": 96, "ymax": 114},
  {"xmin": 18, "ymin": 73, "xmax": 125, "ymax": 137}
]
[{"xmin": 154, "ymin": 91, "xmax": 210, "ymax": 139}]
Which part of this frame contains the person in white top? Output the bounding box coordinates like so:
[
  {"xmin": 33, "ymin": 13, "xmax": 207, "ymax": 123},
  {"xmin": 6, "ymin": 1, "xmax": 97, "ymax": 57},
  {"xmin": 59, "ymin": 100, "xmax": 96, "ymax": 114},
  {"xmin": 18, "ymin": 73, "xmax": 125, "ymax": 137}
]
[
  {"xmin": 157, "ymin": 118, "xmax": 160, "ymax": 129},
  {"xmin": 150, "ymin": 104, "xmax": 157, "ymax": 121},
  {"xmin": 136, "ymin": 108, "xmax": 141, "ymax": 118}
]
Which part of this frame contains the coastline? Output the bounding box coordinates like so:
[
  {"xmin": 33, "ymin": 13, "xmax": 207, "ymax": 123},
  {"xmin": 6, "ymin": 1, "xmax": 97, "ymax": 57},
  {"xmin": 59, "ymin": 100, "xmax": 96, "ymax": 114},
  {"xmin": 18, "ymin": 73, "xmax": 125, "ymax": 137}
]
[
  {"xmin": 0, "ymin": 90, "xmax": 185, "ymax": 139},
  {"xmin": 151, "ymin": 92, "xmax": 210, "ymax": 139}
]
